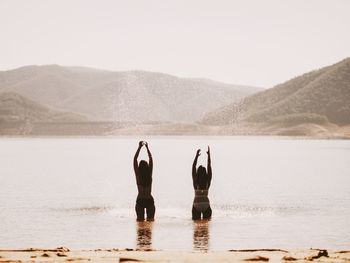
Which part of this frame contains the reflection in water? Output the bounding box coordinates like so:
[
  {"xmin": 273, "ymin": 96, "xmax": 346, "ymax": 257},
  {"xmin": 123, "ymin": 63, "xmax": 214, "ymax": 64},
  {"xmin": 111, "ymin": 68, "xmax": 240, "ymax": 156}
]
[
  {"xmin": 193, "ymin": 220, "xmax": 210, "ymax": 251},
  {"xmin": 136, "ymin": 221, "xmax": 153, "ymax": 250}
]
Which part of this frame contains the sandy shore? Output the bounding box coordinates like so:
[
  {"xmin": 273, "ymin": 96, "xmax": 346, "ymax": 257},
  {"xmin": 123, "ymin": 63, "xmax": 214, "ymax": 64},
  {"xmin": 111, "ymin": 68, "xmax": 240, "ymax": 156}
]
[{"xmin": 0, "ymin": 248, "xmax": 349, "ymax": 262}]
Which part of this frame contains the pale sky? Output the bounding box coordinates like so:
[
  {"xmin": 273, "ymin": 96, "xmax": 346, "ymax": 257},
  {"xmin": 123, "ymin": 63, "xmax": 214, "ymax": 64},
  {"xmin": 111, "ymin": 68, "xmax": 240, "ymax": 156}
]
[{"xmin": 0, "ymin": 0, "xmax": 349, "ymax": 87}]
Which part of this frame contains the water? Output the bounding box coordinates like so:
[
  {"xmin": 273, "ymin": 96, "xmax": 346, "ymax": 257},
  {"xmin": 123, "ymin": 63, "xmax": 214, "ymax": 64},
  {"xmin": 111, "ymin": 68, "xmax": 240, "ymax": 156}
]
[{"xmin": 0, "ymin": 137, "xmax": 349, "ymax": 250}]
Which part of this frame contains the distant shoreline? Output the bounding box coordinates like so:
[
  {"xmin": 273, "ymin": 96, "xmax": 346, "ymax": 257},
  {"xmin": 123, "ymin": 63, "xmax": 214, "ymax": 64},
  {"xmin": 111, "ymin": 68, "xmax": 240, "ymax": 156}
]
[
  {"xmin": 0, "ymin": 134, "xmax": 349, "ymax": 140},
  {"xmin": 1, "ymin": 121, "xmax": 349, "ymax": 139}
]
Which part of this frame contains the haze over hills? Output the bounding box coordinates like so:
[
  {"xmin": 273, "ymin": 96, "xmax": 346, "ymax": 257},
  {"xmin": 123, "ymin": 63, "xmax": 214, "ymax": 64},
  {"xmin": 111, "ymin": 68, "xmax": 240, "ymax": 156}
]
[
  {"xmin": 0, "ymin": 65, "xmax": 119, "ymax": 109},
  {"xmin": 202, "ymin": 57, "xmax": 350, "ymax": 129},
  {"xmin": 0, "ymin": 65, "xmax": 262, "ymax": 123},
  {"xmin": 0, "ymin": 92, "xmax": 85, "ymax": 123},
  {"xmin": 1, "ymin": 59, "xmax": 349, "ymax": 138}
]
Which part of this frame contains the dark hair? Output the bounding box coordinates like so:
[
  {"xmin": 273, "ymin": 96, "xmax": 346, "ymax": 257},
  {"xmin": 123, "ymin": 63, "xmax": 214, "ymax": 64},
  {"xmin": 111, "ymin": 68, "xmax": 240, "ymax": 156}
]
[
  {"xmin": 197, "ymin": 165, "xmax": 208, "ymax": 189},
  {"xmin": 139, "ymin": 160, "xmax": 152, "ymax": 186}
]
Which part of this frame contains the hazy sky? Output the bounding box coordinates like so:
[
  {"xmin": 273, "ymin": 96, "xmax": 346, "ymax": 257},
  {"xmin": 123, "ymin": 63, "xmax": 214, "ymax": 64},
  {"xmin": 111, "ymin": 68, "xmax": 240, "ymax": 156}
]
[{"xmin": 0, "ymin": 0, "xmax": 349, "ymax": 87}]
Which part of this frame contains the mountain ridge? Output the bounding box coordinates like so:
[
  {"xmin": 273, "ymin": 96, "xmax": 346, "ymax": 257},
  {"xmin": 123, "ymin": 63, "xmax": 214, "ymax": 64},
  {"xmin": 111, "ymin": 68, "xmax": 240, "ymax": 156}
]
[
  {"xmin": 202, "ymin": 57, "xmax": 350, "ymax": 126},
  {"xmin": 0, "ymin": 65, "xmax": 262, "ymax": 123},
  {"xmin": 0, "ymin": 91, "xmax": 85, "ymax": 123}
]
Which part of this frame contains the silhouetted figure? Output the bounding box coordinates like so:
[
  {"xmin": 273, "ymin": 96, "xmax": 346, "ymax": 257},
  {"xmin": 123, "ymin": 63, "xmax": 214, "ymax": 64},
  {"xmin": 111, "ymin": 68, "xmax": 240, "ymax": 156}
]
[
  {"xmin": 134, "ymin": 141, "xmax": 155, "ymax": 221},
  {"xmin": 136, "ymin": 220, "xmax": 153, "ymax": 250},
  {"xmin": 193, "ymin": 220, "xmax": 210, "ymax": 251},
  {"xmin": 192, "ymin": 146, "xmax": 212, "ymax": 220}
]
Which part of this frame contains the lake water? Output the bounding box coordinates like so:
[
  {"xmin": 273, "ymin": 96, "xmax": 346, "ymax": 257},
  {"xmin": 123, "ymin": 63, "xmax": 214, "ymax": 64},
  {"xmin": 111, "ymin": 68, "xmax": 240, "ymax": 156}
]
[{"xmin": 0, "ymin": 137, "xmax": 349, "ymax": 251}]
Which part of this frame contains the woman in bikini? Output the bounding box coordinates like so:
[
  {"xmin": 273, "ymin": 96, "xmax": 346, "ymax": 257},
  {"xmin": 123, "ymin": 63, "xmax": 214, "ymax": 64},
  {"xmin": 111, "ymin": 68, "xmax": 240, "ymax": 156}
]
[
  {"xmin": 192, "ymin": 146, "xmax": 212, "ymax": 220},
  {"xmin": 133, "ymin": 141, "xmax": 155, "ymax": 221}
]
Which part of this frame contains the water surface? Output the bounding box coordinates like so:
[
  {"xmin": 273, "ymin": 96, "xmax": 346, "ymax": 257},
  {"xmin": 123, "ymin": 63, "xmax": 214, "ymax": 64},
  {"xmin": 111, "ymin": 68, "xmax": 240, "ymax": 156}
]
[{"xmin": 0, "ymin": 137, "xmax": 349, "ymax": 250}]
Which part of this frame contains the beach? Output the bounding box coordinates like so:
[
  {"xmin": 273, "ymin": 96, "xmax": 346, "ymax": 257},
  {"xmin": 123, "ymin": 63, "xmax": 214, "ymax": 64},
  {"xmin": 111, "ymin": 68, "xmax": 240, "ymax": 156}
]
[
  {"xmin": 1, "ymin": 248, "xmax": 350, "ymax": 262},
  {"xmin": 1, "ymin": 1, "xmax": 350, "ymax": 262}
]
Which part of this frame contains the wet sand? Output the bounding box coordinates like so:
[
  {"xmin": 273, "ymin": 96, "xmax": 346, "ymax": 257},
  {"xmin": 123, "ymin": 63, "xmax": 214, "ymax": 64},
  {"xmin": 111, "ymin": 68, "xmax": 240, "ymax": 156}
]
[{"xmin": 0, "ymin": 248, "xmax": 349, "ymax": 262}]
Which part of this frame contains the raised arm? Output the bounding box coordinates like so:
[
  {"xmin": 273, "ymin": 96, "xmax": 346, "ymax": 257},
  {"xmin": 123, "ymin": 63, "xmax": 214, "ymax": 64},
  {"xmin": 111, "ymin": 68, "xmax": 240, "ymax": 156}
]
[
  {"xmin": 133, "ymin": 141, "xmax": 143, "ymax": 174},
  {"xmin": 207, "ymin": 146, "xmax": 212, "ymax": 188},
  {"xmin": 145, "ymin": 142, "xmax": 153, "ymax": 174},
  {"xmin": 192, "ymin": 149, "xmax": 200, "ymax": 188}
]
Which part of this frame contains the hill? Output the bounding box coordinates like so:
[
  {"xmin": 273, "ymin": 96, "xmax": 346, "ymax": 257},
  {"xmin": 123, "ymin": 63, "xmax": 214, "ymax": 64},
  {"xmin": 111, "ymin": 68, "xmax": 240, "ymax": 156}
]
[
  {"xmin": 0, "ymin": 65, "xmax": 116, "ymax": 107},
  {"xmin": 202, "ymin": 58, "xmax": 350, "ymax": 127},
  {"xmin": 0, "ymin": 65, "xmax": 262, "ymax": 122},
  {"xmin": 0, "ymin": 92, "xmax": 85, "ymax": 123}
]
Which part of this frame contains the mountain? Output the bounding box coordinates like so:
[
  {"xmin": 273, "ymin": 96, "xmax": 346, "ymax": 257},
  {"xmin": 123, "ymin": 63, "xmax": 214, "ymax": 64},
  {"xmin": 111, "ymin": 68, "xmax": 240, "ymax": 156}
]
[
  {"xmin": 202, "ymin": 58, "xmax": 350, "ymax": 127},
  {"xmin": 0, "ymin": 92, "xmax": 85, "ymax": 123},
  {"xmin": 0, "ymin": 65, "xmax": 115, "ymax": 107},
  {"xmin": 0, "ymin": 65, "xmax": 262, "ymax": 123}
]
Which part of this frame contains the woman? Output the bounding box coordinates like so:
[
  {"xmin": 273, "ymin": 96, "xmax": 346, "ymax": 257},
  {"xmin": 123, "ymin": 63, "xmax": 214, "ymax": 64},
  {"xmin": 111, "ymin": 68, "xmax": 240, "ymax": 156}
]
[
  {"xmin": 192, "ymin": 146, "xmax": 212, "ymax": 220},
  {"xmin": 133, "ymin": 141, "xmax": 155, "ymax": 221}
]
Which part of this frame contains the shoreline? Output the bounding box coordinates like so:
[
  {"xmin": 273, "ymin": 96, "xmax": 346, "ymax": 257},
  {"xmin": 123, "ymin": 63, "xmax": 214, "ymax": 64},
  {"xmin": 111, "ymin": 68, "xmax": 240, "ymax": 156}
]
[
  {"xmin": 1, "ymin": 248, "xmax": 349, "ymax": 262},
  {"xmin": 1, "ymin": 121, "xmax": 350, "ymax": 139},
  {"xmin": 0, "ymin": 134, "xmax": 350, "ymax": 140}
]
